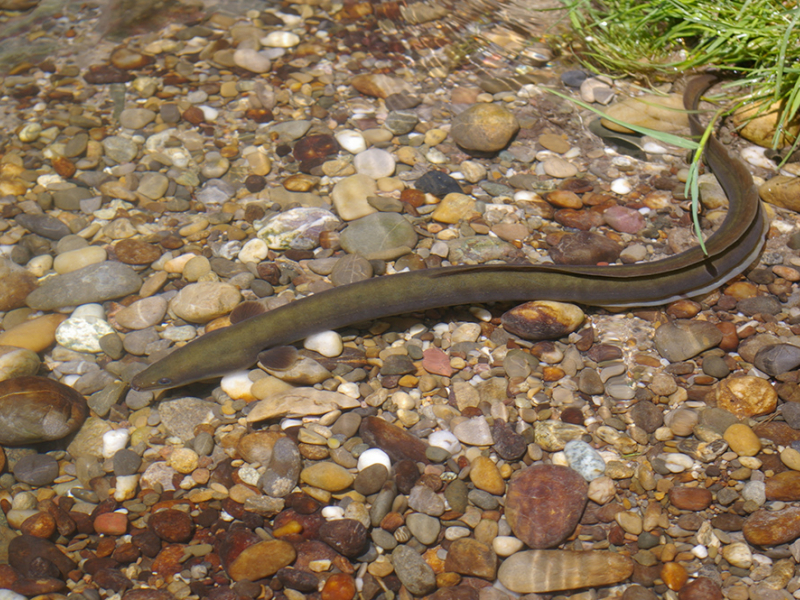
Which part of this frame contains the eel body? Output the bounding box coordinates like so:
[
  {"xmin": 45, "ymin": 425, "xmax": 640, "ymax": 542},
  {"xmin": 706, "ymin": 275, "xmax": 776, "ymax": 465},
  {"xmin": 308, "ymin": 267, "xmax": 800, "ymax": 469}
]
[{"xmin": 131, "ymin": 75, "xmax": 767, "ymax": 391}]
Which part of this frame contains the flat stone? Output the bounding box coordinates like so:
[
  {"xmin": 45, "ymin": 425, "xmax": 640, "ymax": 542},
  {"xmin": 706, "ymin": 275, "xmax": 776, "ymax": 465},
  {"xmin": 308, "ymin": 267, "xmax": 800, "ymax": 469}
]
[
  {"xmin": 27, "ymin": 262, "xmax": 142, "ymax": 310},
  {"xmin": 498, "ymin": 550, "xmax": 634, "ymax": 593}
]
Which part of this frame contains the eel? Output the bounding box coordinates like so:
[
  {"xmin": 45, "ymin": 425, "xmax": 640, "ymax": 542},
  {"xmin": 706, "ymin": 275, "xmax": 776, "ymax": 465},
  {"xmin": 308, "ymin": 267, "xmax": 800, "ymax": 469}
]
[{"xmin": 131, "ymin": 75, "xmax": 768, "ymax": 391}]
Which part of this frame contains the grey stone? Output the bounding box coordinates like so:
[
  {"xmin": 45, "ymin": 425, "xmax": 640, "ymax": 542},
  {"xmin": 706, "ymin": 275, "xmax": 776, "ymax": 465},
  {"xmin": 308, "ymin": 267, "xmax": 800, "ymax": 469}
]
[{"xmin": 26, "ymin": 262, "xmax": 142, "ymax": 310}]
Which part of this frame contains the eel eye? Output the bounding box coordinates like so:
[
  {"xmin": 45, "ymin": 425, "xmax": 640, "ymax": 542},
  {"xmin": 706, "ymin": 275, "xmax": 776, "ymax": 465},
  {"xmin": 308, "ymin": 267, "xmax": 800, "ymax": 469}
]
[{"xmin": 158, "ymin": 377, "xmax": 172, "ymax": 386}]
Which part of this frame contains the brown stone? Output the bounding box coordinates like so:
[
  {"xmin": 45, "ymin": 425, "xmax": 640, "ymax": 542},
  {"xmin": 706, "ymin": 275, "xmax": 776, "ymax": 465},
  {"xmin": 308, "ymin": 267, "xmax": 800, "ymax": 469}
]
[
  {"xmin": 151, "ymin": 544, "xmax": 185, "ymax": 577},
  {"xmin": 765, "ymin": 471, "xmax": 800, "ymax": 501},
  {"xmin": 149, "ymin": 508, "xmax": 194, "ymax": 543},
  {"xmin": 668, "ymin": 487, "xmax": 712, "ymax": 511},
  {"xmin": 444, "ymin": 538, "xmax": 497, "ymax": 580},
  {"xmin": 227, "ymin": 539, "xmax": 296, "ymax": 582},
  {"xmin": 321, "ymin": 572, "xmax": 356, "ymax": 600},
  {"xmin": 744, "ymin": 506, "xmax": 800, "ymax": 545},
  {"xmin": 8, "ymin": 534, "xmax": 75, "ymax": 578},
  {"xmin": 52, "ymin": 156, "xmax": 76, "ymax": 179},
  {"xmin": 677, "ymin": 577, "xmax": 722, "ymax": 600},
  {"xmin": 20, "ymin": 512, "xmax": 56, "ymax": 539},
  {"xmin": 318, "ymin": 518, "xmax": 368, "ymax": 557},
  {"xmin": 83, "ymin": 64, "xmax": 134, "ymax": 84},
  {"xmin": 550, "ymin": 231, "xmax": 621, "ymax": 265},
  {"xmin": 754, "ymin": 422, "xmax": 800, "ymax": 445},
  {"xmin": 0, "ymin": 259, "xmax": 37, "ymax": 312},
  {"xmin": 660, "ymin": 562, "xmax": 688, "ymax": 591},
  {"xmin": 501, "ymin": 301, "xmax": 585, "ymax": 341},
  {"xmin": 359, "ymin": 416, "xmax": 429, "ymax": 463},
  {"xmin": 182, "ymin": 106, "xmax": 205, "ymax": 125},
  {"xmin": 505, "ymin": 464, "xmax": 588, "ymax": 548},
  {"xmin": 0, "ymin": 376, "xmax": 88, "ymax": 445},
  {"xmin": 294, "ymin": 134, "xmax": 339, "ymax": 163},
  {"xmin": 113, "ymin": 239, "xmax": 162, "ymax": 264}
]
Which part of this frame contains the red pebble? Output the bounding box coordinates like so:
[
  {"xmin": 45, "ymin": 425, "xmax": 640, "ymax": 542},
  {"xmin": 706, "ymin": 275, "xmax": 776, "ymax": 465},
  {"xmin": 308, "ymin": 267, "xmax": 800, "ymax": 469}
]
[{"xmin": 94, "ymin": 512, "xmax": 128, "ymax": 535}]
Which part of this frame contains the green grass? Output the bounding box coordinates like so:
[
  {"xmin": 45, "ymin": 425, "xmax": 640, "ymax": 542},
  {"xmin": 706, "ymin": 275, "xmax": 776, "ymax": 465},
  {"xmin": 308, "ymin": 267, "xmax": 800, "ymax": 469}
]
[{"xmin": 562, "ymin": 0, "xmax": 800, "ymax": 150}]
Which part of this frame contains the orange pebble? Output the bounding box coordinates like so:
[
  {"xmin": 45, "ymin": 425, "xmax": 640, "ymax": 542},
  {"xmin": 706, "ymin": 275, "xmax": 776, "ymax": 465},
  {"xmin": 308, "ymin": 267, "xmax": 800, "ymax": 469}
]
[
  {"xmin": 661, "ymin": 561, "xmax": 688, "ymax": 591},
  {"xmin": 273, "ymin": 520, "xmax": 303, "ymax": 538},
  {"xmin": 321, "ymin": 573, "xmax": 356, "ymax": 600}
]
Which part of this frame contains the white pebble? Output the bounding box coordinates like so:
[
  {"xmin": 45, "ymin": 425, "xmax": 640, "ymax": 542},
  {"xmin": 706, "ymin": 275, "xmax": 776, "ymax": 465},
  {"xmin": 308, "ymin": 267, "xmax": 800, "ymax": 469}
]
[
  {"xmin": 354, "ymin": 148, "xmax": 396, "ymax": 179},
  {"xmin": 199, "ymin": 106, "xmax": 219, "ymax": 121},
  {"xmin": 642, "ymin": 141, "xmax": 668, "ymax": 154},
  {"xmin": 238, "ymin": 238, "xmax": 269, "ymax": 264},
  {"xmin": 610, "ymin": 178, "xmax": 632, "ymax": 194},
  {"xmin": 428, "ymin": 430, "xmax": 461, "ymax": 455},
  {"xmin": 56, "ymin": 316, "xmax": 116, "ymax": 353},
  {"xmin": 18, "ymin": 122, "xmax": 42, "ymax": 142},
  {"xmin": 392, "ymin": 391, "xmax": 415, "ymax": 410},
  {"xmin": 260, "ymin": 31, "xmax": 300, "ymax": 48},
  {"xmin": 444, "ymin": 526, "xmax": 471, "ymax": 540},
  {"xmin": 26, "ymin": 254, "xmax": 53, "ymax": 277},
  {"xmin": 357, "ymin": 448, "xmax": 391, "ymax": 472},
  {"xmin": 220, "ymin": 371, "xmax": 255, "ymax": 400},
  {"xmin": 691, "ymin": 545, "xmax": 708, "ymax": 559},
  {"xmin": 114, "ymin": 474, "xmax": 140, "ymax": 501},
  {"xmin": 663, "ymin": 452, "xmax": 694, "ymax": 473},
  {"xmin": 335, "ymin": 130, "xmax": 367, "ymax": 154},
  {"xmin": 103, "ymin": 429, "xmax": 130, "ymax": 458},
  {"xmin": 741, "ymin": 146, "xmax": 778, "ymax": 170},
  {"xmin": 321, "ymin": 506, "xmax": 345, "ymax": 520},
  {"xmin": 304, "ymin": 330, "xmax": 343, "ymax": 357},
  {"xmin": 233, "ymin": 48, "xmax": 271, "ymax": 73},
  {"xmin": 492, "ymin": 536, "xmax": 525, "ymax": 557},
  {"xmin": 469, "ymin": 306, "xmax": 492, "ymax": 322},
  {"xmin": 72, "ymin": 303, "xmax": 106, "ymax": 320},
  {"xmin": 337, "ymin": 381, "xmax": 360, "ymax": 398}
]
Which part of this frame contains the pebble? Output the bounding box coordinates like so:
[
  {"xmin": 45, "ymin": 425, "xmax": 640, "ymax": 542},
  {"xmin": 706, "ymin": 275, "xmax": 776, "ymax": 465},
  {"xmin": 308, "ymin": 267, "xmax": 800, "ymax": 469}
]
[
  {"xmin": 505, "ymin": 464, "xmax": 588, "ymax": 548},
  {"xmin": 563, "ymin": 439, "xmax": 605, "ymax": 481},
  {"xmin": 26, "ymin": 262, "xmax": 142, "ymax": 310},
  {"xmin": 258, "ymin": 207, "xmax": 339, "ymax": 250},
  {"xmin": 714, "ymin": 375, "xmax": 777, "ymax": 418},
  {"xmin": 498, "ymin": 550, "xmax": 634, "ymax": 593},
  {"xmin": 450, "ymin": 103, "xmax": 520, "ymax": 152},
  {"xmin": 233, "ymin": 48, "xmax": 272, "ymax": 73},
  {"xmin": 53, "ymin": 246, "xmax": 107, "ymax": 274},
  {"xmin": 0, "ymin": 376, "xmax": 87, "ymax": 445},
  {"xmin": 0, "ymin": 346, "xmax": 40, "ymax": 382},
  {"xmin": 354, "ymin": 148, "xmax": 396, "ymax": 179},
  {"xmin": 331, "ymin": 174, "xmax": 378, "ymax": 221},
  {"xmin": 304, "ymin": 331, "xmax": 343, "ymax": 357},
  {"xmin": 405, "ymin": 513, "xmax": 440, "ymax": 545},
  {"xmin": 169, "ymin": 282, "xmax": 240, "ymax": 323},
  {"xmin": 501, "ymin": 301, "xmax": 584, "ymax": 340},
  {"xmin": 340, "ymin": 213, "xmax": 418, "ymax": 260},
  {"xmin": 724, "ymin": 423, "xmax": 761, "ymax": 456},
  {"xmin": 391, "ymin": 545, "xmax": 436, "ymax": 595},
  {"xmin": 300, "ymin": 462, "xmax": 354, "ymax": 492}
]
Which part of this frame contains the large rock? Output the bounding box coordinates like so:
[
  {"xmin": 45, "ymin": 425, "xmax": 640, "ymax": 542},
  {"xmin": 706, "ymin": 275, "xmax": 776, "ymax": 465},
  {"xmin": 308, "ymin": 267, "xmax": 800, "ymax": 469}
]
[
  {"xmin": 505, "ymin": 464, "xmax": 588, "ymax": 548},
  {"xmin": 26, "ymin": 262, "xmax": 141, "ymax": 310}
]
